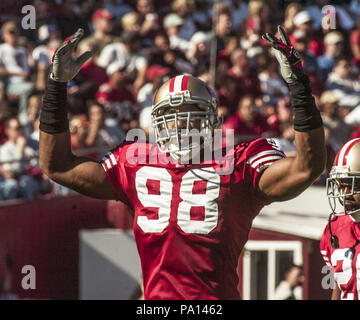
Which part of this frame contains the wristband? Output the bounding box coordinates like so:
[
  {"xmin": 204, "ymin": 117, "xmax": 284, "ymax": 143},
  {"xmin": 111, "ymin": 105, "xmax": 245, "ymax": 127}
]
[
  {"xmin": 288, "ymin": 76, "xmax": 323, "ymax": 132},
  {"xmin": 40, "ymin": 78, "xmax": 69, "ymax": 134}
]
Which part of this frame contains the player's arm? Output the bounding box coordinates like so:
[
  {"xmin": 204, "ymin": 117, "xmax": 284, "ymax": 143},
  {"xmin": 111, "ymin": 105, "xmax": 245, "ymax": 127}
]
[
  {"xmin": 39, "ymin": 29, "xmax": 117, "ymax": 200},
  {"xmin": 258, "ymin": 26, "xmax": 326, "ymax": 202},
  {"xmin": 331, "ymin": 282, "xmax": 341, "ymax": 300}
]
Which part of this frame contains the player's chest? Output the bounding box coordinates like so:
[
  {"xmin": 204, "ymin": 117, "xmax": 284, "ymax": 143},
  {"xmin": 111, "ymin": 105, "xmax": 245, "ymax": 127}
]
[{"xmin": 127, "ymin": 166, "xmax": 234, "ymax": 235}]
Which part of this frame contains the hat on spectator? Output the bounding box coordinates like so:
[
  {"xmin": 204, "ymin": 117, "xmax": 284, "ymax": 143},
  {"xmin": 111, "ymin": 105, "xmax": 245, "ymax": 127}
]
[
  {"xmin": 38, "ymin": 24, "xmax": 58, "ymax": 41},
  {"xmin": 106, "ymin": 60, "xmax": 126, "ymax": 76},
  {"xmin": 92, "ymin": 8, "xmax": 114, "ymax": 21},
  {"xmin": 320, "ymin": 91, "xmax": 339, "ymax": 105},
  {"xmin": 293, "ymin": 29, "xmax": 307, "ymax": 41},
  {"xmin": 324, "ymin": 31, "xmax": 344, "ymax": 45},
  {"xmin": 293, "ymin": 11, "xmax": 312, "ymax": 26},
  {"xmin": 163, "ymin": 13, "xmax": 184, "ymax": 29},
  {"xmin": 1, "ymin": 21, "xmax": 19, "ymax": 34},
  {"xmin": 146, "ymin": 65, "xmax": 170, "ymax": 81},
  {"xmin": 190, "ymin": 32, "xmax": 209, "ymax": 45}
]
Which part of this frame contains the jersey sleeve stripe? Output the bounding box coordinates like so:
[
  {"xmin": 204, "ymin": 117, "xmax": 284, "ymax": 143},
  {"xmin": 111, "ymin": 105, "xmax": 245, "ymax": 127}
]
[
  {"xmin": 247, "ymin": 150, "xmax": 285, "ymax": 165},
  {"xmin": 320, "ymin": 250, "xmax": 327, "ymax": 255},
  {"xmin": 109, "ymin": 153, "xmax": 117, "ymax": 166},
  {"xmin": 101, "ymin": 162, "xmax": 108, "ymax": 172},
  {"xmin": 251, "ymin": 155, "xmax": 284, "ymax": 169}
]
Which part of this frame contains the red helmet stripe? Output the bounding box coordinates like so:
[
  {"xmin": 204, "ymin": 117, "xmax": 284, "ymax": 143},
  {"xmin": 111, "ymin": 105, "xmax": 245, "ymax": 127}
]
[
  {"xmin": 169, "ymin": 77, "xmax": 175, "ymax": 92},
  {"xmin": 181, "ymin": 75, "xmax": 189, "ymax": 91}
]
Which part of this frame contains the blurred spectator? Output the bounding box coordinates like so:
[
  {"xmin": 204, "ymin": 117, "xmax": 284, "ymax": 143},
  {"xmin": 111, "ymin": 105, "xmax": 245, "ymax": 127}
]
[
  {"xmin": 137, "ymin": 65, "xmax": 170, "ymax": 109},
  {"xmin": 96, "ymin": 61, "xmax": 139, "ymax": 132},
  {"xmin": 0, "ymin": 21, "xmax": 34, "ymax": 125},
  {"xmin": 227, "ymin": 48, "xmax": 262, "ymax": 100},
  {"xmin": 292, "ymin": 10, "xmax": 324, "ymax": 57},
  {"xmin": 68, "ymin": 39, "xmax": 108, "ymax": 114},
  {"xmin": 121, "ymin": 11, "xmax": 142, "ymax": 33},
  {"xmin": 136, "ymin": 0, "xmax": 161, "ymax": 42},
  {"xmin": 224, "ymin": 0, "xmax": 248, "ymax": 33},
  {"xmin": 271, "ymin": 264, "xmax": 304, "ymax": 300},
  {"xmin": 326, "ymin": 58, "xmax": 360, "ymax": 109},
  {"xmin": 163, "ymin": 13, "xmax": 189, "ymax": 53},
  {"xmin": 55, "ymin": 0, "xmax": 90, "ymax": 39},
  {"xmin": 146, "ymin": 33, "xmax": 193, "ymax": 76},
  {"xmin": 317, "ymin": 32, "xmax": 345, "ymax": 81},
  {"xmin": 217, "ymin": 74, "xmax": 240, "ymax": 119},
  {"xmin": 85, "ymin": 103, "xmax": 125, "ymax": 158},
  {"xmin": 186, "ymin": 32, "xmax": 210, "ymax": 77},
  {"xmin": 23, "ymin": 94, "xmax": 42, "ymax": 140},
  {"xmin": 291, "ymin": 29, "xmax": 323, "ymax": 96},
  {"xmin": 258, "ymin": 54, "xmax": 289, "ymax": 106},
  {"xmin": 0, "ymin": 99, "xmax": 8, "ymax": 144},
  {"xmin": 350, "ymin": 20, "xmax": 360, "ymax": 67},
  {"xmin": 283, "ymin": 2, "xmax": 302, "ymax": 34},
  {"xmin": 223, "ymin": 94, "xmax": 272, "ymax": 142},
  {"xmin": 319, "ymin": 90, "xmax": 351, "ymax": 152},
  {"xmin": 171, "ymin": 0, "xmax": 196, "ymax": 42},
  {"xmin": 98, "ymin": 31, "xmax": 148, "ymax": 94},
  {"xmin": 0, "ymin": 118, "xmax": 41, "ymax": 200},
  {"xmin": 104, "ymin": 0, "xmax": 133, "ymax": 21},
  {"xmin": 83, "ymin": 8, "xmax": 116, "ymax": 54},
  {"xmin": 69, "ymin": 113, "xmax": 89, "ymax": 151},
  {"xmin": 32, "ymin": 24, "xmax": 61, "ymax": 92},
  {"xmin": 215, "ymin": 11, "xmax": 233, "ymax": 53}
]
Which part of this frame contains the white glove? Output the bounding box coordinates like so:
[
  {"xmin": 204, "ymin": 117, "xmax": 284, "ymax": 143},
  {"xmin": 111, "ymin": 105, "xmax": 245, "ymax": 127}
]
[{"xmin": 50, "ymin": 28, "xmax": 92, "ymax": 82}]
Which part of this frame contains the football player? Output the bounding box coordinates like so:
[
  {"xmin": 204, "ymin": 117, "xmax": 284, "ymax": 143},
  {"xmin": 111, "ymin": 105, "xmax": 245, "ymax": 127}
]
[
  {"xmin": 39, "ymin": 27, "xmax": 325, "ymax": 299},
  {"xmin": 321, "ymin": 138, "xmax": 360, "ymax": 300}
]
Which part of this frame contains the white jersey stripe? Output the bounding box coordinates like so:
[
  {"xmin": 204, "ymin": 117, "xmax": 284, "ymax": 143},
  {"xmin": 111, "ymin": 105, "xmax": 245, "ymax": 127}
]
[
  {"xmin": 320, "ymin": 250, "xmax": 327, "ymax": 255},
  {"xmin": 247, "ymin": 150, "xmax": 285, "ymax": 165},
  {"xmin": 109, "ymin": 153, "xmax": 117, "ymax": 166},
  {"xmin": 174, "ymin": 75, "xmax": 185, "ymax": 93},
  {"xmin": 250, "ymin": 155, "xmax": 284, "ymax": 169}
]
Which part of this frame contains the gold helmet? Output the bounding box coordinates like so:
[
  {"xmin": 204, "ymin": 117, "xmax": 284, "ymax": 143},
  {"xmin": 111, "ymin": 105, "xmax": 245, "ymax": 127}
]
[
  {"xmin": 151, "ymin": 74, "xmax": 219, "ymax": 162},
  {"xmin": 327, "ymin": 138, "xmax": 360, "ymax": 216}
]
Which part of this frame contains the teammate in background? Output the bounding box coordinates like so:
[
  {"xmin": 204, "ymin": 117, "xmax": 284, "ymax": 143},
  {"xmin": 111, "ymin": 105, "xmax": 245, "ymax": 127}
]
[
  {"xmin": 39, "ymin": 27, "xmax": 325, "ymax": 300},
  {"xmin": 320, "ymin": 138, "xmax": 360, "ymax": 300}
]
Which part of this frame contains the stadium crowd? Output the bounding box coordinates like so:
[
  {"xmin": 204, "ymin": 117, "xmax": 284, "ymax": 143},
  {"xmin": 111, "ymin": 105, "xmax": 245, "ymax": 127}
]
[{"xmin": 0, "ymin": 0, "xmax": 360, "ymax": 201}]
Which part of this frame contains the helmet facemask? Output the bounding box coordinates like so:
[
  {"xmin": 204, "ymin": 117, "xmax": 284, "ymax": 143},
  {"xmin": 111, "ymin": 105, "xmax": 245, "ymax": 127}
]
[
  {"xmin": 152, "ymin": 91, "xmax": 218, "ymax": 163},
  {"xmin": 326, "ymin": 166, "xmax": 360, "ymax": 216}
]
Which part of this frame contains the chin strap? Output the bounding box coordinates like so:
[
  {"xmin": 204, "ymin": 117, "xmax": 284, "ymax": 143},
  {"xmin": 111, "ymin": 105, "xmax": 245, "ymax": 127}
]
[{"xmin": 329, "ymin": 212, "xmax": 339, "ymax": 249}]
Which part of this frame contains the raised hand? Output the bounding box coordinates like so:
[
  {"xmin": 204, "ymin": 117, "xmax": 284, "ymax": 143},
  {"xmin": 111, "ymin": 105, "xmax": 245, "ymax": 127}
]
[
  {"xmin": 50, "ymin": 28, "xmax": 92, "ymax": 82},
  {"xmin": 262, "ymin": 25, "xmax": 305, "ymax": 84}
]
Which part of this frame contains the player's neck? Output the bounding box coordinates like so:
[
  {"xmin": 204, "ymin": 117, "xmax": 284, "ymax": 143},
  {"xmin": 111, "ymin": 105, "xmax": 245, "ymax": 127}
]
[{"xmin": 350, "ymin": 211, "xmax": 360, "ymax": 222}]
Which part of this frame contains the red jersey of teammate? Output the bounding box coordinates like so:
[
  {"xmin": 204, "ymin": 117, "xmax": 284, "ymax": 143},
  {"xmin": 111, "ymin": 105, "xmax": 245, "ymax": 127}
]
[
  {"xmin": 100, "ymin": 138, "xmax": 285, "ymax": 299},
  {"xmin": 320, "ymin": 215, "xmax": 360, "ymax": 300}
]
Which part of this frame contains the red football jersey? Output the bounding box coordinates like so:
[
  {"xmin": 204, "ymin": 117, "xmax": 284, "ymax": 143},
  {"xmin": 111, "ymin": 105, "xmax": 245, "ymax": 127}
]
[
  {"xmin": 320, "ymin": 215, "xmax": 360, "ymax": 300},
  {"xmin": 101, "ymin": 138, "xmax": 285, "ymax": 300}
]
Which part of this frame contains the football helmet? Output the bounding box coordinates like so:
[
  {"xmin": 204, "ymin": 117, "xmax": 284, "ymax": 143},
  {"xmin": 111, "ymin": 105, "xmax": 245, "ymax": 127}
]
[
  {"xmin": 326, "ymin": 138, "xmax": 360, "ymax": 216},
  {"xmin": 151, "ymin": 74, "xmax": 219, "ymax": 162}
]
